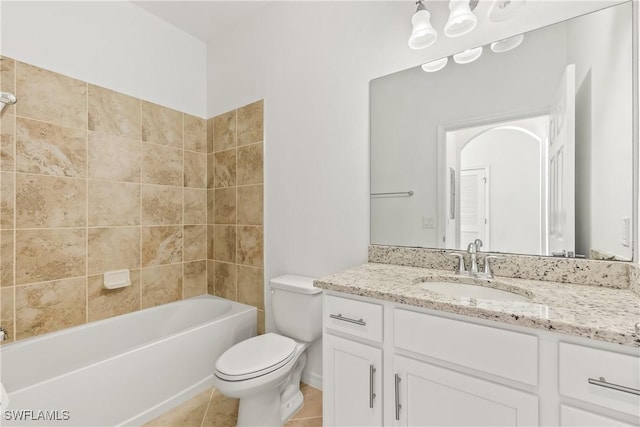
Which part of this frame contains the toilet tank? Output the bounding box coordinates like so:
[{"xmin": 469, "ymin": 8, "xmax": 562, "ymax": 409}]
[{"xmin": 270, "ymin": 275, "xmax": 323, "ymax": 343}]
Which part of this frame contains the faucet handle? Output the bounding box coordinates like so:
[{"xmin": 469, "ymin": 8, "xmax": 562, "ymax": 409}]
[
  {"xmin": 484, "ymin": 255, "xmax": 505, "ymax": 278},
  {"xmin": 474, "ymin": 239, "xmax": 483, "ymax": 250},
  {"xmin": 448, "ymin": 253, "xmax": 467, "ymax": 275}
]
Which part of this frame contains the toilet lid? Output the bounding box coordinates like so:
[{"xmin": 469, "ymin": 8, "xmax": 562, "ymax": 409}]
[{"xmin": 215, "ymin": 333, "xmax": 297, "ymax": 381}]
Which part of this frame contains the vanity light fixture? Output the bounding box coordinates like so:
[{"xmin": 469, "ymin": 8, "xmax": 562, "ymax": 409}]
[
  {"xmin": 488, "ymin": 0, "xmax": 526, "ymax": 22},
  {"xmin": 421, "ymin": 57, "xmax": 449, "ymax": 72},
  {"xmin": 490, "ymin": 34, "xmax": 525, "ymax": 53},
  {"xmin": 453, "ymin": 46, "xmax": 483, "ymax": 64},
  {"xmin": 444, "ymin": 0, "xmax": 479, "ymax": 38},
  {"xmin": 408, "ymin": 0, "xmax": 438, "ymax": 49}
]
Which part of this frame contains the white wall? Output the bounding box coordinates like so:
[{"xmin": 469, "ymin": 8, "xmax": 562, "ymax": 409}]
[
  {"xmin": 0, "ymin": 1, "xmax": 207, "ymax": 117},
  {"xmin": 461, "ymin": 128, "xmax": 542, "ymax": 255}
]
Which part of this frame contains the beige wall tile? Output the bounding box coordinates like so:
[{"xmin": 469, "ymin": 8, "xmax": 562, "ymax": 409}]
[
  {"xmin": 88, "ymin": 227, "xmax": 140, "ymax": 274},
  {"xmin": 1, "ymin": 287, "xmax": 15, "ymax": 343},
  {"xmin": 1, "ymin": 113, "xmax": 16, "ymax": 171},
  {"xmin": 142, "ymin": 226, "xmax": 183, "ymax": 267},
  {"xmin": 184, "ymin": 188, "xmax": 207, "ymax": 225},
  {"xmin": 207, "ymin": 117, "xmax": 214, "ymax": 154},
  {"xmin": 1, "ymin": 172, "xmax": 14, "ymax": 229},
  {"xmin": 88, "ymin": 132, "xmax": 140, "ymax": 182},
  {"xmin": 88, "ymin": 85, "xmax": 141, "ymax": 139},
  {"xmin": 207, "ymin": 225, "xmax": 214, "ymax": 260},
  {"xmin": 202, "ymin": 389, "xmax": 239, "ymax": 427},
  {"xmin": 141, "ymin": 142, "xmax": 183, "ymax": 186},
  {"xmin": 184, "ymin": 150, "xmax": 207, "ymax": 188},
  {"xmin": 237, "ymin": 266, "xmax": 264, "ymax": 310},
  {"xmin": 207, "ymin": 153, "xmax": 214, "ymax": 188},
  {"xmin": 237, "ymin": 143, "xmax": 263, "ymax": 186},
  {"xmin": 88, "ymin": 180, "xmax": 140, "ymax": 226},
  {"xmin": 141, "ymin": 184, "xmax": 183, "ymax": 226},
  {"xmin": 16, "ymin": 118, "xmax": 87, "ymax": 177},
  {"xmin": 1, "ymin": 57, "xmax": 16, "ymax": 116},
  {"xmin": 213, "ymin": 225, "xmax": 236, "ymax": 263},
  {"xmin": 213, "ymin": 261, "xmax": 236, "ymax": 301},
  {"xmin": 141, "ymin": 264, "xmax": 182, "ymax": 308},
  {"xmin": 257, "ymin": 309, "xmax": 265, "ymax": 335},
  {"xmin": 207, "ymin": 260, "xmax": 215, "ymax": 294},
  {"xmin": 142, "ymin": 101, "xmax": 183, "ymax": 148},
  {"xmin": 184, "ymin": 260, "xmax": 207, "ymax": 299},
  {"xmin": 237, "ymin": 100, "xmax": 263, "ymax": 146},
  {"xmin": 207, "ymin": 189, "xmax": 215, "ymax": 225},
  {"xmin": 184, "ymin": 114, "xmax": 207, "ymax": 153},
  {"xmin": 15, "ymin": 277, "xmax": 86, "ymax": 339},
  {"xmin": 16, "ymin": 62, "xmax": 87, "ymax": 129},
  {"xmin": 15, "ymin": 228, "xmax": 86, "ymax": 285},
  {"xmin": 237, "ymin": 185, "xmax": 263, "ymax": 225},
  {"xmin": 214, "ymin": 149, "xmax": 236, "ymax": 188},
  {"xmin": 145, "ymin": 387, "xmax": 212, "ymax": 427},
  {"xmin": 16, "ymin": 174, "xmax": 86, "ymax": 228},
  {"xmin": 184, "ymin": 225, "xmax": 207, "ymax": 262},
  {"xmin": 214, "ymin": 188, "xmax": 236, "ymax": 225},
  {"xmin": 1, "ymin": 231, "xmax": 13, "ymax": 286},
  {"xmin": 88, "ymin": 270, "xmax": 140, "ymax": 322},
  {"xmin": 213, "ymin": 110, "xmax": 236, "ymax": 152},
  {"xmin": 237, "ymin": 226, "xmax": 263, "ymax": 268}
]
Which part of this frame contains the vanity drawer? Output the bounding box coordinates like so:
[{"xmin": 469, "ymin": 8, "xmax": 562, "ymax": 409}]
[
  {"xmin": 394, "ymin": 308, "xmax": 538, "ymax": 386},
  {"xmin": 559, "ymin": 342, "xmax": 640, "ymax": 417},
  {"xmin": 324, "ymin": 294, "xmax": 383, "ymax": 343}
]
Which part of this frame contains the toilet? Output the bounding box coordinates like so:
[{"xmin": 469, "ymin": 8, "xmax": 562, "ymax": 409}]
[{"xmin": 213, "ymin": 275, "xmax": 322, "ymax": 426}]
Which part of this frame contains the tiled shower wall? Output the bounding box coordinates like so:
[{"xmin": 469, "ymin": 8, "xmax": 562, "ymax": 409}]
[
  {"xmin": 207, "ymin": 101, "xmax": 265, "ymax": 334},
  {"xmin": 0, "ymin": 57, "xmax": 213, "ymax": 342}
]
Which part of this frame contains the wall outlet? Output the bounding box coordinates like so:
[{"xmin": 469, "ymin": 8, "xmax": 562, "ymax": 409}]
[
  {"xmin": 621, "ymin": 217, "xmax": 630, "ymax": 247},
  {"xmin": 422, "ymin": 216, "xmax": 436, "ymax": 229}
]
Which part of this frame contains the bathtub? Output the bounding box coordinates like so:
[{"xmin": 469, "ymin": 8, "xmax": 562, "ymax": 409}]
[{"xmin": 0, "ymin": 295, "xmax": 256, "ymax": 426}]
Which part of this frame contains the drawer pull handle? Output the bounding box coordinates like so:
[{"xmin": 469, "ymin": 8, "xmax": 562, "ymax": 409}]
[
  {"xmin": 395, "ymin": 374, "xmax": 402, "ymax": 421},
  {"xmin": 329, "ymin": 313, "xmax": 366, "ymax": 326},
  {"xmin": 588, "ymin": 377, "xmax": 640, "ymax": 396},
  {"xmin": 369, "ymin": 365, "xmax": 376, "ymax": 409}
]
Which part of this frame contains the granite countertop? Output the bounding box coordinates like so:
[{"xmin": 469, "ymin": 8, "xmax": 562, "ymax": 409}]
[{"xmin": 314, "ymin": 262, "xmax": 640, "ymax": 347}]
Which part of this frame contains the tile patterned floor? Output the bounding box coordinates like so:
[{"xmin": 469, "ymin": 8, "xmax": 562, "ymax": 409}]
[
  {"xmin": 144, "ymin": 382, "xmax": 322, "ymax": 427},
  {"xmin": 284, "ymin": 383, "xmax": 323, "ymax": 426}
]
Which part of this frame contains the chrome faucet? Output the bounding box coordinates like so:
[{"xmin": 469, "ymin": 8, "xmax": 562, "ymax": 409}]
[
  {"xmin": 449, "ymin": 239, "xmax": 504, "ymax": 278},
  {"xmin": 467, "ymin": 239, "xmax": 483, "ymax": 275}
]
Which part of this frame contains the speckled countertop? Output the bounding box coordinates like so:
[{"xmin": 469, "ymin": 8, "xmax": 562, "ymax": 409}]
[{"xmin": 314, "ymin": 263, "xmax": 640, "ymax": 347}]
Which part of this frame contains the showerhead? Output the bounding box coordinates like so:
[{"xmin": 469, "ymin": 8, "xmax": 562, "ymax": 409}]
[{"xmin": 0, "ymin": 91, "xmax": 17, "ymax": 113}]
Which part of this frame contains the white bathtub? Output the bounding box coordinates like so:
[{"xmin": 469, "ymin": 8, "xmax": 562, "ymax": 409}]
[{"xmin": 0, "ymin": 295, "xmax": 256, "ymax": 426}]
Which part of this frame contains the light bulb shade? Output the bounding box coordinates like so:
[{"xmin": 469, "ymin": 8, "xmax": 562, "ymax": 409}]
[
  {"xmin": 444, "ymin": 0, "xmax": 478, "ymax": 38},
  {"xmin": 490, "ymin": 34, "xmax": 524, "ymax": 53},
  {"xmin": 453, "ymin": 46, "xmax": 483, "ymax": 64},
  {"xmin": 488, "ymin": 0, "xmax": 526, "ymax": 22},
  {"xmin": 421, "ymin": 57, "xmax": 448, "ymax": 72},
  {"xmin": 408, "ymin": 9, "xmax": 438, "ymax": 50}
]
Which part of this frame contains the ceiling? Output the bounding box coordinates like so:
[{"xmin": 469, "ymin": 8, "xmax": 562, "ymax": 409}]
[{"xmin": 132, "ymin": 1, "xmax": 272, "ymax": 43}]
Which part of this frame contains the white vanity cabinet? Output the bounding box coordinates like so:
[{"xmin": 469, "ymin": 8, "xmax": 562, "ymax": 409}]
[
  {"xmin": 322, "ymin": 291, "xmax": 640, "ymax": 427},
  {"xmin": 323, "ymin": 295, "xmax": 384, "ymax": 426},
  {"xmin": 393, "ymin": 355, "xmax": 538, "ymax": 426}
]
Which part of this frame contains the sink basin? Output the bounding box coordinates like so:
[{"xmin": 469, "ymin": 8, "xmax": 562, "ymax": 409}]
[{"xmin": 418, "ymin": 281, "xmax": 530, "ymax": 303}]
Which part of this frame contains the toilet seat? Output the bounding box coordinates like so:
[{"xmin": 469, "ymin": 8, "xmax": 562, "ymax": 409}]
[{"xmin": 215, "ymin": 333, "xmax": 297, "ymax": 381}]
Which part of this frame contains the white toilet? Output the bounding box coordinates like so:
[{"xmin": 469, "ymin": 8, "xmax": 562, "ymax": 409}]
[{"xmin": 213, "ymin": 275, "xmax": 322, "ymax": 426}]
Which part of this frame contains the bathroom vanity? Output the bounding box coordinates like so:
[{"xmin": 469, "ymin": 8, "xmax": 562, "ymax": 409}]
[{"xmin": 316, "ymin": 259, "xmax": 640, "ymax": 427}]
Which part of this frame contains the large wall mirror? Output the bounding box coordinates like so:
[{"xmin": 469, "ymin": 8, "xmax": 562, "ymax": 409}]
[{"xmin": 370, "ymin": 1, "xmax": 634, "ymax": 261}]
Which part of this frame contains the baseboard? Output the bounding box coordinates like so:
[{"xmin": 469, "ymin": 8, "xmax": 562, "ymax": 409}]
[{"xmin": 302, "ymin": 371, "xmax": 323, "ymax": 391}]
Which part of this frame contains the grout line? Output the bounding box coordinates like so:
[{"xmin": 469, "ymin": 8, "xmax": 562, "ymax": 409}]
[
  {"xmin": 199, "ymin": 387, "xmax": 216, "ymax": 427},
  {"xmin": 235, "ymin": 108, "xmax": 239, "ymax": 301},
  {"xmin": 85, "ymin": 84, "xmax": 89, "ymax": 324},
  {"xmin": 139, "ymin": 100, "xmax": 143, "ymax": 311}
]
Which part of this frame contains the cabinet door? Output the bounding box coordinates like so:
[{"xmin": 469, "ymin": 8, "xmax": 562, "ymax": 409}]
[
  {"xmin": 323, "ymin": 334, "xmax": 382, "ymax": 426},
  {"xmin": 393, "ymin": 355, "xmax": 538, "ymax": 426},
  {"xmin": 560, "ymin": 405, "xmax": 636, "ymax": 427}
]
